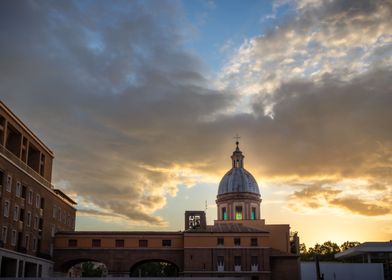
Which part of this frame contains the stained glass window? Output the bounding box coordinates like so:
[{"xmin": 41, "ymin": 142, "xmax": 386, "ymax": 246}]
[
  {"xmin": 222, "ymin": 207, "xmax": 227, "ymax": 220},
  {"xmin": 251, "ymin": 207, "xmax": 256, "ymax": 220},
  {"xmin": 235, "ymin": 206, "xmax": 242, "ymax": 220}
]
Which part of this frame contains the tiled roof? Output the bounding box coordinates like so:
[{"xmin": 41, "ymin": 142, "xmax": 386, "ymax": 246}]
[
  {"xmin": 335, "ymin": 241, "xmax": 392, "ymax": 259},
  {"xmin": 186, "ymin": 223, "xmax": 269, "ymax": 233}
]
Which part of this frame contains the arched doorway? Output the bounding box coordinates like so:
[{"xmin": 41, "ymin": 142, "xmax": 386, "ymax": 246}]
[
  {"xmin": 130, "ymin": 260, "xmax": 179, "ymax": 277},
  {"xmin": 64, "ymin": 259, "xmax": 108, "ymax": 277}
]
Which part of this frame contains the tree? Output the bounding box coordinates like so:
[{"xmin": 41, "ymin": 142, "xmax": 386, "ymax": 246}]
[
  {"xmin": 340, "ymin": 241, "xmax": 360, "ymax": 251},
  {"xmin": 81, "ymin": 262, "xmax": 104, "ymax": 277},
  {"xmin": 300, "ymin": 241, "xmax": 361, "ymax": 262},
  {"xmin": 299, "ymin": 243, "xmax": 307, "ymax": 254},
  {"xmin": 302, "ymin": 241, "xmax": 339, "ymax": 261}
]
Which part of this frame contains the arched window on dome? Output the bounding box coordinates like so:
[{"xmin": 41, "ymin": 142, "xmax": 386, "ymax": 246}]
[
  {"xmin": 251, "ymin": 207, "xmax": 256, "ymax": 220},
  {"xmin": 221, "ymin": 207, "xmax": 227, "ymax": 220},
  {"xmin": 235, "ymin": 206, "xmax": 243, "ymax": 220}
]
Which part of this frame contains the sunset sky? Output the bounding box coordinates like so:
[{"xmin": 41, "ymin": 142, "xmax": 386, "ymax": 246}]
[{"xmin": 1, "ymin": 0, "xmax": 391, "ymax": 247}]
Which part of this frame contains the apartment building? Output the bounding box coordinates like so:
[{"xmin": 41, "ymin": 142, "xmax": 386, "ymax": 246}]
[{"xmin": 0, "ymin": 101, "xmax": 76, "ymax": 277}]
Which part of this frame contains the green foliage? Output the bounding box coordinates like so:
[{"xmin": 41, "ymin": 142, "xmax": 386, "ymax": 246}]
[
  {"xmin": 81, "ymin": 262, "xmax": 104, "ymax": 277},
  {"xmin": 130, "ymin": 261, "xmax": 178, "ymax": 277},
  {"xmin": 300, "ymin": 240, "xmax": 360, "ymax": 262},
  {"xmin": 340, "ymin": 241, "xmax": 360, "ymax": 251}
]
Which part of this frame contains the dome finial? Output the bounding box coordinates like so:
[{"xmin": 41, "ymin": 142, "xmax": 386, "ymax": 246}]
[{"xmin": 234, "ymin": 134, "xmax": 240, "ymax": 150}]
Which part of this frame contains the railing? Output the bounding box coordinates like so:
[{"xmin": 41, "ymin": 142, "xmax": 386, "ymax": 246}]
[{"xmin": 0, "ymin": 144, "xmax": 53, "ymax": 190}]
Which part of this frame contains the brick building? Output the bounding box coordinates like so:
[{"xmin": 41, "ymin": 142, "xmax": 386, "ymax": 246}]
[{"xmin": 0, "ymin": 101, "xmax": 76, "ymax": 277}]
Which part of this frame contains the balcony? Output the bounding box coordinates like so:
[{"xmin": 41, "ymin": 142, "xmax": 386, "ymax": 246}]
[
  {"xmin": 0, "ymin": 144, "xmax": 53, "ymax": 190},
  {"xmin": 234, "ymin": 265, "xmax": 241, "ymax": 272},
  {"xmin": 251, "ymin": 264, "xmax": 259, "ymax": 272}
]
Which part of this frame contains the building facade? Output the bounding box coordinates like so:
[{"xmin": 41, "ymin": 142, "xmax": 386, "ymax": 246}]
[
  {"xmin": 335, "ymin": 242, "xmax": 392, "ymax": 280},
  {"xmin": 53, "ymin": 142, "xmax": 300, "ymax": 279},
  {"xmin": 0, "ymin": 101, "xmax": 300, "ymax": 279},
  {"xmin": 0, "ymin": 101, "xmax": 76, "ymax": 277}
]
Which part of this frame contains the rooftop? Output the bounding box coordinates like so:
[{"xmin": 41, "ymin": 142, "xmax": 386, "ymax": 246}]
[
  {"xmin": 335, "ymin": 241, "xmax": 392, "ymax": 259},
  {"xmin": 186, "ymin": 223, "xmax": 269, "ymax": 233}
]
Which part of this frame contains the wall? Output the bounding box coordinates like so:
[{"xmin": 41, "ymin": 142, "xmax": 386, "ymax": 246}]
[{"xmin": 301, "ymin": 262, "xmax": 384, "ymax": 280}]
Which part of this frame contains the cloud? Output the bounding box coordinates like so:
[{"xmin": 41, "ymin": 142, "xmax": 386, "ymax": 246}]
[
  {"xmin": 0, "ymin": 0, "xmax": 235, "ymax": 225},
  {"xmin": 290, "ymin": 180, "xmax": 392, "ymax": 216},
  {"xmin": 219, "ymin": 0, "xmax": 392, "ymax": 98},
  {"xmin": 1, "ymin": 0, "xmax": 392, "ymax": 226}
]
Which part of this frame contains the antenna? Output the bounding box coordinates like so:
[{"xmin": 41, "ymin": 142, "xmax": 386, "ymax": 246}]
[{"xmin": 205, "ymin": 200, "xmax": 208, "ymax": 212}]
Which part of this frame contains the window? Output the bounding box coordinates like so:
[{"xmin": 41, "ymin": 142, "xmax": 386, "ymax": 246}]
[
  {"xmin": 13, "ymin": 205, "xmax": 19, "ymax": 221},
  {"xmin": 235, "ymin": 206, "xmax": 242, "ymax": 220},
  {"xmin": 32, "ymin": 237, "xmax": 37, "ymax": 252},
  {"xmin": 221, "ymin": 207, "xmax": 227, "ymax": 220},
  {"xmin": 217, "ymin": 256, "xmax": 224, "ymax": 265},
  {"xmin": 251, "ymin": 238, "xmax": 258, "ymax": 246},
  {"xmin": 251, "ymin": 207, "xmax": 256, "ymax": 220},
  {"xmin": 28, "ymin": 190, "xmax": 33, "ymax": 204},
  {"xmin": 217, "ymin": 238, "xmax": 224, "ymax": 246},
  {"xmin": 25, "ymin": 235, "xmax": 29, "ymax": 249},
  {"xmin": 1, "ymin": 226, "xmax": 7, "ymax": 243},
  {"xmin": 51, "ymin": 225, "xmax": 56, "ymax": 237},
  {"xmin": 19, "ymin": 208, "xmax": 24, "ymax": 222},
  {"xmin": 92, "ymin": 239, "xmax": 101, "ymax": 247},
  {"xmin": 251, "ymin": 256, "xmax": 258, "ymax": 265},
  {"xmin": 16, "ymin": 181, "xmax": 21, "ymax": 197},
  {"xmin": 52, "ymin": 206, "xmax": 57, "ymax": 218},
  {"xmin": 11, "ymin": 230, "xmax": 17, "ymax": 246},
  {"xmin": 27, "ymin": 212, "xmax": 31, "ymax": 227},
  {"xmin": 234, "ymin": 256, "xmax": 241, "ymax": 266},
  {"xmin": 68, "ymin": 239, "xmax": 77, "ymax": 247},
  {"xmin": 162, "ymin": 240, "xmax": 171, "ymax": 247},
  {"xmin": 3, "ymin": 200, "xmax": 10, "ymax": 217},
  {"xmin": 36, "ymin": 194, "xmax": 40, "ymax": 208},
  {"xmin": 234, "ymin": 238, "xmax": 241, "ymax": 246},
  {"xmin": 217, "ymin": 256, "xmax": 224, "ymax": 271},
  {"xmin": 139, "ymin": 240, "xmax": 148, "ymax": 248},
  {"xmin": 21, "ymin": 185, "xmax": 26, "ymax": 199},
  {"xmin": 39, "ymin": 218, "xmax": 43, "ymax": 230},
  {"xmin": 34, "ymin": 216, "xmax": 38, "ymax": 229},
  {"xmin": 6, "ymin": 175, "xmax": 12, "ymax": 192},
  {"xmin": 115, "ymin": 239, "xmax": 124, "ymax": 248}
]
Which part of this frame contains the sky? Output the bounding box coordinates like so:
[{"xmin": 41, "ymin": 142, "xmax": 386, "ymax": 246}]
[{"xmin": 0, "ymin": 0, "xmax": 391, "ymax": 247}]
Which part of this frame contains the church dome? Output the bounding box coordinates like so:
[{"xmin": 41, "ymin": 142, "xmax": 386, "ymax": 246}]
[{"xmin": 217, "ymin": 141, "xmax": 260, "ymax": 196}]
